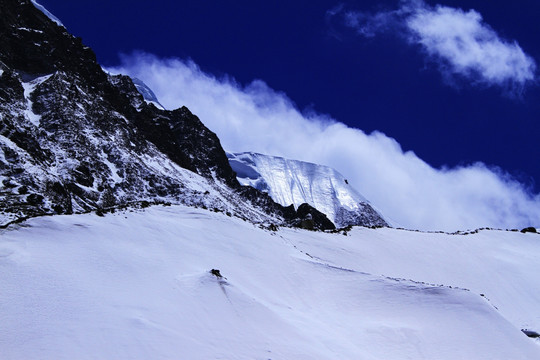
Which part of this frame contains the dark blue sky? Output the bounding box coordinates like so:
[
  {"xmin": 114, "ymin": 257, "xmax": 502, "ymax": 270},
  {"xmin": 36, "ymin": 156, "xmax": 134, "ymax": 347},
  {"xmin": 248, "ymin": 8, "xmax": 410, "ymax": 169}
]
[{"xmin": 38, "ymin": 0, "xmax": 540, "ymax": 192}]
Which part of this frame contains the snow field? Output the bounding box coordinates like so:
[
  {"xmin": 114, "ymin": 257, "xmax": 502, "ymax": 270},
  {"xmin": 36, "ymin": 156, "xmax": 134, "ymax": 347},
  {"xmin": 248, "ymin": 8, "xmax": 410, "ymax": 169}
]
[
  {"xmin": 285, "ymin": 226, "xmax": 540, "ymax": 333},
  {"xmin": 0, "ymin": 205, "xmax": 539, "ymax": 359}
]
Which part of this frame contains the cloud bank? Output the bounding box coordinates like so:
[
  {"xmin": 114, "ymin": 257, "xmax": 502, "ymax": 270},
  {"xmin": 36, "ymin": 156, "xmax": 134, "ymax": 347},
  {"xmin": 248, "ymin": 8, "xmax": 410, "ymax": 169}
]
[
  {"xmin": 110, "ymin": 53, "xmax": 540, "ymax": 231},
  {"xmin": 337, "ymin": 0, "xmax": 536, "ymax": 90}
]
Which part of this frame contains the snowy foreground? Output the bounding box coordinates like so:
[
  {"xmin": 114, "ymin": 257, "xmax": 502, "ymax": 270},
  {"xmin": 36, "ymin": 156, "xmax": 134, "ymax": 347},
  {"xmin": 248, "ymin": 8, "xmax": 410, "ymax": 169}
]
[{"xmin": 1, "ymin": 205, "xmax": 540, "ymax": 359}]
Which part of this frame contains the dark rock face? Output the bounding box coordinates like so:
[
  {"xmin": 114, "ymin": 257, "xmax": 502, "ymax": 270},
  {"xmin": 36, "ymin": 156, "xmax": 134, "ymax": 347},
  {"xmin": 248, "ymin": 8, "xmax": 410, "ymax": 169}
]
[
  {"xmin": 0, "ymin": 0, "xmax": 334, "ymax": 229},
  {"xmin": 335, "ymin": 203, "xmax": 388, "ymax": 228},
  {"xmin": 296, "ymin": 203, "xmax": 336, "ymax": 231},
  {"xmin": 110, "ymin": 74, "xmax": 238, "ymax": 185},
  {"xmin": 0, "ymin": 0, "xmax": 104, "ymax": 84}
]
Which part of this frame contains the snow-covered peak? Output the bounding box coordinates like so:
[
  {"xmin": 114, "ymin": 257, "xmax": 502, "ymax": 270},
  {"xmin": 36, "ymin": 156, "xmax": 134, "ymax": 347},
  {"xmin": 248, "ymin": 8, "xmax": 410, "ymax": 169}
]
[
  {"xmin": 131, "ymin": 77, "xmax": 165, "ymax": 110},
  {"xmin": 30, "ymin": 1, "xmax": 64, "ymax": 27},
  {"xmin": 227, "ymin": 151, "xmax": 387, "ymax": 228}
]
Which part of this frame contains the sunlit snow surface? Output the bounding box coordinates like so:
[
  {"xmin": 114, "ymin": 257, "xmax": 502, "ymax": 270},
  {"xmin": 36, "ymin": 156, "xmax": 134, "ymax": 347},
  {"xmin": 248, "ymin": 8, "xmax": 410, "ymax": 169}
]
[
  {"xmin": 1, "ymin": 206, "xmax": 539, "ymax": 359},
  {"xmin": 228, "ymin": 152, "xmax": 385, "ymax": 227}
]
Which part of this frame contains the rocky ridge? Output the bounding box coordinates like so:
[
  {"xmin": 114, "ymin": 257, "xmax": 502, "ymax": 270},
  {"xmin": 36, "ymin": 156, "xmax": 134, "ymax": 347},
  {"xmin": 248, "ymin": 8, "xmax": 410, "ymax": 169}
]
[
  {"xmin": 0, "ymin": 0, "xmax": 340, "ymax": 230},
  {"xmin": 0, "ymin": 0, "xmax": 393, "ymax": 231}
]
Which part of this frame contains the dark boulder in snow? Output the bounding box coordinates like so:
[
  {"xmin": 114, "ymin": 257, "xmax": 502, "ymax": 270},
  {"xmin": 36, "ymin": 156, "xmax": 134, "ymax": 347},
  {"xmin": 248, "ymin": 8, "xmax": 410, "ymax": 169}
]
[
  {"xmin": 522, "ymin": 329, "xmax": 540, "ymax": 338},
  {"xmin": 296, "ymin": 203, "xmax": 336, "ymax": 231}
]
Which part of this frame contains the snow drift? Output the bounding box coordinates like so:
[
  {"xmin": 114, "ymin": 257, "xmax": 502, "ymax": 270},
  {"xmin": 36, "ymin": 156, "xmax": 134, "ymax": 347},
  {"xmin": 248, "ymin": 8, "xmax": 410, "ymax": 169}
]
[{"xmin": 1, "ymin": 206, "xmax": 539, "ymax": 359}]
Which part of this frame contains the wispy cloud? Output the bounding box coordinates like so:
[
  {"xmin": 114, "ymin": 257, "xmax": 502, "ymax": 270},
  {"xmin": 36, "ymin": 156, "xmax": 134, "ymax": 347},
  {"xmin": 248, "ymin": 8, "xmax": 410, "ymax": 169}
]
[
  {"xmin": 343, "ymin": 9, "xmax": 397, "ymax": 38},
  {"xmin": 334, "ymin": 0, "xmax": 536, "ymax": 90},
  {"xmin": 110, "ymin": 53, "xmax": 540, "ymax": 231}
]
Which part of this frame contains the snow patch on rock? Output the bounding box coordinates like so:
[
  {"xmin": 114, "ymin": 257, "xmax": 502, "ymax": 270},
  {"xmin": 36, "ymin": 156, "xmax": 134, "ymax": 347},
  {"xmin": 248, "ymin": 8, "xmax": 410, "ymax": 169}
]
[{"xmin": 21, "ymin": 74, "xmax": 52, "ymax": 126}]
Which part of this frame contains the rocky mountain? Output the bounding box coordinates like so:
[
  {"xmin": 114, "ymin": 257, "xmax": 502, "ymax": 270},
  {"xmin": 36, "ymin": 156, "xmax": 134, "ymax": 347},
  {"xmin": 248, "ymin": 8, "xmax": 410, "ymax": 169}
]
[
  {"xmin": 228, "ymin": 152, "xmax": 388, "ymax": 228},
  {"xmin": 0, "ymin": 0, "xmax": 335, "ymax": 230}
]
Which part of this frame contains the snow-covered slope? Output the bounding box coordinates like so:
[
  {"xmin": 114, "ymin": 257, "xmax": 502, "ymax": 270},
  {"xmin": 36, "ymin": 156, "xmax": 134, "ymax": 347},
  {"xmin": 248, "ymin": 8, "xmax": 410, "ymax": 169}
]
[
  {"xmin": 228, "ymin": 151, "xmax": 387, "ymax": 228},
  {"xmin": 1, "ymin": 206, "xmax": 539, "ymax": 359},
  {"xmin": 289, "ymin": 226, "xmax": 540, "ymax": 337}
]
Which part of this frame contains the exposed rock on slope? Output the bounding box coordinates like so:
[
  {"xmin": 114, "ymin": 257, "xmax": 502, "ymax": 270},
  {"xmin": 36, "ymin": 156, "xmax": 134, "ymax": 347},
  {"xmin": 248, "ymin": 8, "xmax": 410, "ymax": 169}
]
[{"xmin": 0, "ymin": 0, "xmax": 334, "ymax": 230}]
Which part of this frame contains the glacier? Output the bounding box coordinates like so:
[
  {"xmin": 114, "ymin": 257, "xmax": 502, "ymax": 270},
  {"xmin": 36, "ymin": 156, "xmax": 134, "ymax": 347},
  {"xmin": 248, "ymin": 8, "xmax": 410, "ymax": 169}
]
[{"xmin": 228, "ymin": 151, "xmax": 387, "ymax": 228}]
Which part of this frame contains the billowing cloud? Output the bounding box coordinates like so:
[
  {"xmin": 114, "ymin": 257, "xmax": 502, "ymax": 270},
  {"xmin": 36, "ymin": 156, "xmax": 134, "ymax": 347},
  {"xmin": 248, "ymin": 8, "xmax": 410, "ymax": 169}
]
[
  {"xmin": 110, "ymin": 53, "xmax": 540, "ymax": 231},
  {"xmin": 337, "ymin": 0, "xmax": 536, "ymax": 89}
]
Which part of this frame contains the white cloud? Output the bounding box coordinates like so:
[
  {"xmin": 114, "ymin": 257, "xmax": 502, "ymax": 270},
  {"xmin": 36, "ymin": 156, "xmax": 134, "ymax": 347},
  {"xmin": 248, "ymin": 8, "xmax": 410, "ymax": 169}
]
[
  {"xmin": 407, "ymin": 6, "xmax": 536, "ymax": 86},
  {"xmin": 110, "ymin": 53, "xmax": 540, "ymax": 231},
  {"xmin": 340, "ymin": 1, "xmax": 536, "ymax": 89},
  {"xmin": 343, "ymin": 9, "xmax": 398, "ymax": 38}
]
